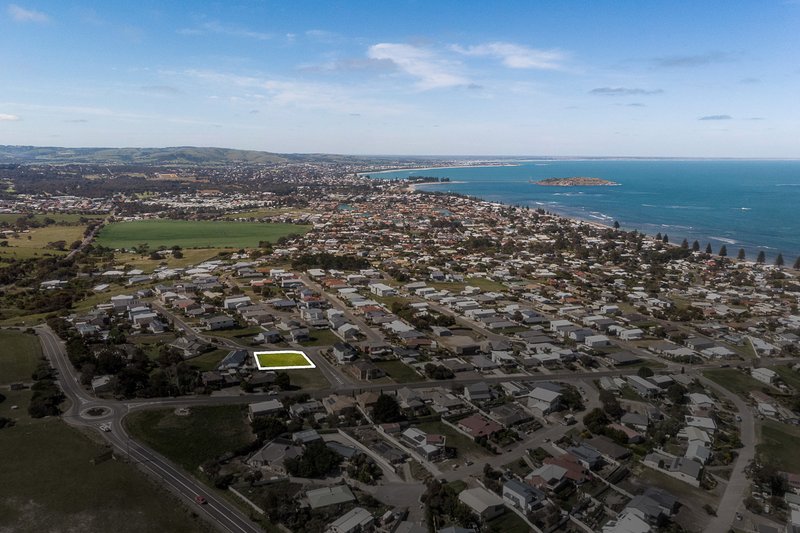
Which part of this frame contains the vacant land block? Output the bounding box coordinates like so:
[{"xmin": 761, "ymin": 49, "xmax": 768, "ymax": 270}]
[
  {"xmin": 97, "ymin": 220, "xmax": 310, "ymax": 249},
  {"xmin": 125, "ymin": 405, "xmax": 253, "ymax": 472}
]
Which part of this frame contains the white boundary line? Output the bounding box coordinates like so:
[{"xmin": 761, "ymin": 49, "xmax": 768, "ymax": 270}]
[{"xmin": 253, "ymin": 349, "xmax": 316, "ymax": 371}]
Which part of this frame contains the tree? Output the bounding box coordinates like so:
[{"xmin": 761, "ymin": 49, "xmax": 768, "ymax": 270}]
[
  {"xmin": 681, "ymin": 239, "xmax": 689, "ymax": 249},
  {"xmin": 757, "ymin": 251, "xmax": 766, "ymax": 263},
  {"xmin": 719, "ymin": 245, "xmax": 727, "ymax": 257},
  {"xmin": 583, "ymin": 408, "xmax": 609, "ymax": 434},
  {"xmin": 776, "ymin": 253, "xmax": 785, "ymax": 267},
  {"xmin": 613, "ymin": 220, "xmax": 620, "ymax": 229},
  {"xmin": 662, "ymin": 234, "xmax": 669, "ymax": 244},
  {"xmin": 705, "ymin": 243, "xmax": 713, "ymax": 254},
  {"xmin": 737, "ymin": 248, "xmax": 746, "ymax": 260},
  {"xmin": 692, "ymin": 240, "xmax": 700, "ymax": 252},
  {"xmin": 372, "ymin": 393, "xmax": 402, "ymax": 423},
  {"xmin": 284, "ymin": 441, "xmax": 342, "ymax": 478},
  {"xmin": 655, "ymin": 232, "xmax": 662, "ymax": 241},
  {"xmin": 275, "ymin": 372, "xmax": 292, "ymax": 390},
  {"xmin": 599, "ymin": 389, "xmax": 623, "ymax": 418},
  {"xmin": 637, "ymin": 366, "xmax": 654, "ymax": 378},
  {"xmin": 795, "ymin": 256, "xmax": 800, "ymax": 270}
]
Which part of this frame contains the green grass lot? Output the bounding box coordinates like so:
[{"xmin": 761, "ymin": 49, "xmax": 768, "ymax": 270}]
[
  {"xmin": 635, "ymin": 467, "xmax": 717, "ymax": 507},
  {"xmin": 256, "ymin": 351, "xmax": 313, "ymax": 368},
  {"xmin": 486, "ymin": 510, "xmax": 530, "ymax": 533},
  {"xmin": 704, "ymin": 368, "xmax": 772, "ymax": 398},
  {"xmin": 97, "ymin": 220, "xmax": 310, "ymax": 249},
  {"xmin": 187, "ymin": 349, "xmax": 229, "ymax": 371},
  {"xmin": 0, "ymin": 390, "xmax": 211, "ymax": 533},
  {"xmin": 283, "ymin": 368, "xmax": 330, "ymax": 390},
  {"xmin": 374, "ymin": 360, "xmax": 422, "ymax": 383},
  {"xmin": 207, "ymin": 326, "xmax": 263, "ymax": 340},
  {"xmin": 299, "ymin": 329, "xmax": 341, "ymax": 347},
  {"xmin": 758, "ymin": 420, "xmax": 800, "ymax": 472},
  {"xmin": 0, "ymin": 329, "xmax": 42, "ymax": 384},
  {"xmin": 124, "ymin": 405, "xmax": 254, "ymax": 472}
]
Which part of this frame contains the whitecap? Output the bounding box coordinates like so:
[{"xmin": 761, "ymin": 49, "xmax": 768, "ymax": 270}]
[{"xmin": 710, "ymin": 236, "xmax": 738, "ymax": 245}]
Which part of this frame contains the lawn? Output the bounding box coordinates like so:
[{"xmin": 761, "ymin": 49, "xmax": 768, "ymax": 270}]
[
  {"xmin": 0, "ymin": 329, "xmax": 42, "ymax": 384},
  {"xmin": 374, "ymin": 360, "xmax": 422, "ymax": 383},
  {"xmin": 486, "ymin": 510, "xmax": 530, "ymax": 533},
  {"xmin": 255, "ymin": 350, "xmax": 314, "ymax": 369},
  {"xmin": 187, "ymin": 349, "xmax": 229, "ymax": 371},
  {"xmin": 124, "ymin": 405, "xmax": 254, "ymax": 472},
  {"xmin": 758, "ymin": 419, "xmax": 800, "ymax": 472},
  {"xmin": 299, "ymin": 328, "xmax": 341, "ymax": 347},
  {"xmin": 0, "ymin": 392, "xmax": 211, "ymax": 533},
  {"xmin": 283, "ymin": 368, "xmax": 330, "ymax": 390},
  {"xmin": 416, "ymin": 421, "xmax": 492, "ymax": 463},
  {"xmin": 97, "ymin": 220, "xmax": 310, "ymax": 249},
  {"xmin": 773, "ymin": 366, "xmax": 800, "ymax": 392},
  {"xmin": 704, "ymin": 368, "xmax": 772, "ymax": 398}
]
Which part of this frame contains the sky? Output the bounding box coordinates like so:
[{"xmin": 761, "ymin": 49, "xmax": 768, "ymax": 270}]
[{"xmin": 1, "ymin": 1, "xmax": 799, "ymax": 157}]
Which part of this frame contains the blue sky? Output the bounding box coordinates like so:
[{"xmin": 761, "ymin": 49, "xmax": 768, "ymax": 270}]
[{"xmin": 1, "ymin": 1, "xmax": 799, "ymax": 156}]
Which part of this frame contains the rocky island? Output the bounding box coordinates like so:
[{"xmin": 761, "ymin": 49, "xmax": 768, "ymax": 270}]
[{"xmin": 534, "ymin": 176, "xmax": 620, "ymax": 186}]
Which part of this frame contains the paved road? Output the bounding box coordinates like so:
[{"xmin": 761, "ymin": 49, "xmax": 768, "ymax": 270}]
[
  {"xmin": 702, "ymin": 376, "xmax": 757, "ymax": 533},
  {"xmin": 36, "ymin": 326, "xmax": 263, "ymax": 533}
]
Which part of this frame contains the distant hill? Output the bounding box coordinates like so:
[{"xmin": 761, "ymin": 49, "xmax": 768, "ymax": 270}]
[{"xmin": 0, "ymin": 145, "xmax": 291, "ymax": 165}]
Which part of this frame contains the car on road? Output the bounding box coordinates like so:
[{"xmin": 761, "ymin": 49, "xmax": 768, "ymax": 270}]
[
  {"xmin": 98, "ymin": 423, "xmax": 111, "ymax": 432},
  {"xmin": 735, "ymin": 415, "xmax": 742, "ymax": 422},
  {"xmin": 195, "ymin": 495, "xmax": 207, "ymax": 505}
]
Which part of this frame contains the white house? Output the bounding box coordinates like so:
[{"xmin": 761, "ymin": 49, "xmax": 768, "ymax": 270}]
[
  {"xmin": 458, "ymin": 487, "xmax": 505, "ymax": 520},
  {"xmin": 752, "ymin": 367, "xmax": 777, "ymax": 385},
  {"xmin": 585, "ymin": 335, "xmax": 611, "ymax": 348},
  {"xmin": 528, "ymin": 387, "xmax": 561, "ymax": 414}
]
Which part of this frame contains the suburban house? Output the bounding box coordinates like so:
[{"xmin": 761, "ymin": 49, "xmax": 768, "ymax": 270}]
[
  {"xmin": 458, "ymin": 487, "xmax": 505, "ymax": 521},
  {"xmin": 502, "ymin": 479, "xmax": 546, "ymax": 512}
]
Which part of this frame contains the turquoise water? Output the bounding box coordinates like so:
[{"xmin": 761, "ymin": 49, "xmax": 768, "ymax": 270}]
[{"xmin": 368, "ymin": 160, "xmax": 800, "ymax": 260}]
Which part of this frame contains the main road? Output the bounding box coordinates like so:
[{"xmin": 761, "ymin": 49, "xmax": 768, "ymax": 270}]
[{"xmin": 36, "ymin": 326, "xmax": 263, "ymax": 533}]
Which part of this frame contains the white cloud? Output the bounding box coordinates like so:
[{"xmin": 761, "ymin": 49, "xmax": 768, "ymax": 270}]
[
  {"xmin": 7, "ymin": 4, "xmax": 49, "ymax": 23},
  {"xmin": 177, "ymin": 21, "xmax": 271, "ymax": 41},
  {"xmin": 0, "ymin": 113, "xmax": 21, "ymax": 121},
  {"xmin": 451, "ymin": 41, "xmax": 566, "ymax": 70},
  {"xmin": 182, "ymin": 69, "xmax": 411, "ymax": 115},
  {"xmin": 367, "ymin": 43, "xmax": 468, "ymax": 90}
]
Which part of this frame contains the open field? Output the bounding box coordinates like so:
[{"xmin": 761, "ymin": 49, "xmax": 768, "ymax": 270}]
[
  {"xmin": 374, "ymin": 360, "xmax": 422, "ymax": 383},
  {"xmin": 758, "ymin": 419, "xmax": 800, "ymax": 472},
  {"xmin": 114, "ymin": 248, "xmax": 222, "ymax": 270},
  {"xmin": 704, "ymin": 368, "xmax": 772, "ymax": 398},
  {"xmin": 0, "ymin": 224, "xmax": 86, "ymax": 260},
  {"xmin": 0, "ymin": 329, "xmax": 42, "ymax": 384},
  {"xmin": 97, "ymin": 220, "xmax": 310, "ymax": 249},
  {"xmin": 0, "ymin": 391, "xmax": 212, "ymax": 533},
  {"xmin": 255, "ymin": 350, "xmax": 314, "ymax": 369},
  {"xmin": 124, "ymin": 405, "xmax": 253, "ymax": 472}
]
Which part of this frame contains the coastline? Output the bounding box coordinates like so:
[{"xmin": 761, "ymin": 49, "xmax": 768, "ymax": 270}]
[{"xmin": 358, "ymin": 163, "xmax": 519, "ymax": 176}]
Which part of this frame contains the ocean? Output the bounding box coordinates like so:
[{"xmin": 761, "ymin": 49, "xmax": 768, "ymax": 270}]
[{"xmin": 367, "ymin": 160, "xmax": 800, "ymax": 262}]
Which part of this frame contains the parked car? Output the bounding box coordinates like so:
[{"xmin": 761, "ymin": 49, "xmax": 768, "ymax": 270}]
[{"xmin": 195, "ymin": 495, "xmax": 207, "ymax": 505}]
